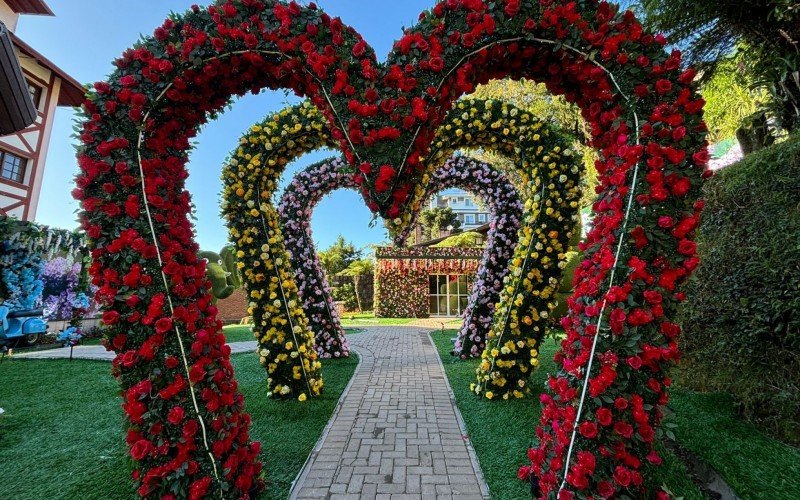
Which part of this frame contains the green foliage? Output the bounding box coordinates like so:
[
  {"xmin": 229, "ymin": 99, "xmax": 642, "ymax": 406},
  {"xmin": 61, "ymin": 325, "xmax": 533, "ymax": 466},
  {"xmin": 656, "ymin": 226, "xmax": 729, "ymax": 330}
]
[
  {"xmin": 337, "ymin": 259, "xmax": 375, "ymax": 312},
  {"xmin": 433, "ymin": 231, "xmax": 483, "ymax": 247},
  {"xmin": 700, "ymin": 53, "xmax": 768, "ymax": 143},
  {"xmin": 551, "ymin": 251, "xmax": 582, "ymax": 324},
  {"xmin": 680, "ymin": 134, "xmax": 800, "ymax": 443},
  {"xmin": 318, "ymin": 235, "xmax": 362, "ymax": 278},
  {"xmin": 640, "ymin": 0, "xmax": 800, "ymax": 131},
  {"xmin": 332, "ymin": 282, "xmax": 358, "ymax": 311},
  {"xmin": 418, "ymin": 206, "xmax": 462, "ymax": 241}
]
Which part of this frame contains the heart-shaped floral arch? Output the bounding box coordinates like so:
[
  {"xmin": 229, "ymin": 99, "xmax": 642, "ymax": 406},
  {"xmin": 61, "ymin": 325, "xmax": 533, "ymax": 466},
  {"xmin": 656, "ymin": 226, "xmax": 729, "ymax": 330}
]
[
  {"xmin": 277, "ymin": 154, "xmax": 524, "ymax": 358},
  {"xmin": 223, "ymin": 97, "xmax": 582, "ymax": 387},
  {"xmin": 76, "ymin": 0, "xmax": 708, "ymax": 497}
]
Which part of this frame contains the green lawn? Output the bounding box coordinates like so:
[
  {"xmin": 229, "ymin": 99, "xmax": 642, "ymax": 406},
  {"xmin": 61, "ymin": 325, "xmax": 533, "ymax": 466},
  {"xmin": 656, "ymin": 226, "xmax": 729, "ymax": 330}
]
[
  {"xmin": 430, "ymin": 330, "xmax": 800, "ymax": 500},
  {"xmin": 338, "ymin": 312, "xmax": 416, "ymax": 327},
  {"xmin": 0, "ymin": 351, "xmax": 358, "ymax": 499}
]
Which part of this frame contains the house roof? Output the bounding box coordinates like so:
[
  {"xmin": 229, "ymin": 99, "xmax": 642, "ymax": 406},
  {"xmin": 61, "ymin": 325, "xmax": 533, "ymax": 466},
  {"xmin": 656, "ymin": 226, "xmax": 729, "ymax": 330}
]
[
  {"xmin": 5, "ymin": 0, "xmax": 54, "ymax": 16},
  {"xmin": 413, "ymin": 223, "xmax": 491, "ymax": 247},
  {"xmin": 10, "ymin": 31, "xmax": 84, "ymax": 107}
]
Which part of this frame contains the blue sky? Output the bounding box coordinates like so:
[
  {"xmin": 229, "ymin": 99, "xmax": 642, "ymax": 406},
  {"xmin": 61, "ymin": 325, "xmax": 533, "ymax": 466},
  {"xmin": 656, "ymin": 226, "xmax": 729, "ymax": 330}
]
[{"xmin": 20, "ymin": 0, "xmax": 438, "ymax": 252}]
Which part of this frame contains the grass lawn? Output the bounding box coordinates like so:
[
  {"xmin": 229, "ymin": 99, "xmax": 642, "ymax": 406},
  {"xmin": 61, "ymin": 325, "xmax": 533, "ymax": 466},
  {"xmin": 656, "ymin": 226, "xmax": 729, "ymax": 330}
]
[
  {"xmin": 0, "ymin": 351, "xmax": 358, "ymax": 499},
  {"xmin": 338, "ymin": 312, "xmax": 416, "ymax": 327},
  {"xmin": 430, "ymin": 330, "xmax": 800, "ymax": 499}
]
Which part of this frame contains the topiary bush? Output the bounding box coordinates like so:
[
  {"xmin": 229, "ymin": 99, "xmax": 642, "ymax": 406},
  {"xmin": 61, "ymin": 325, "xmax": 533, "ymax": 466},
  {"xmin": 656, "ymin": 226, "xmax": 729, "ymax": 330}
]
[{"xmin": 679, "ymin": 134, "xmax": 800, "ymax": 443}]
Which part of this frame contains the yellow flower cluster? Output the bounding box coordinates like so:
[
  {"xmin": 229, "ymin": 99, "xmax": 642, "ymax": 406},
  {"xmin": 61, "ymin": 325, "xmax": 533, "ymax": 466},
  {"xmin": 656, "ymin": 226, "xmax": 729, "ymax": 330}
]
[
  {"xmin": 418, "ymin": 99, "xmax": 583, "ymax": 401},
  {"xmin": 220, "ymin": 101, "xmax": 336, "ymax": 400}
]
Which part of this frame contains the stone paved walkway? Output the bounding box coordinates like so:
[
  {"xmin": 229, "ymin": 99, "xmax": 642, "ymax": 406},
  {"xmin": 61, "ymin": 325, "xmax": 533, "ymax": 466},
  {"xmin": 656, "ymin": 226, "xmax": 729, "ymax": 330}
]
[{"xmin": 291, "ymin": 326, "xmax": 488, "ymax": 499}]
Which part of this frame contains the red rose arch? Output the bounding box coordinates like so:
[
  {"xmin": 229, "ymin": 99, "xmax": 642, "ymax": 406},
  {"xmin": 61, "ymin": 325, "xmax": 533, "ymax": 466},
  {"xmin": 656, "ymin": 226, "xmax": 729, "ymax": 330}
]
[{"xmin": 75, "ymin": 0, "xmax": 708, "ymax": 497}]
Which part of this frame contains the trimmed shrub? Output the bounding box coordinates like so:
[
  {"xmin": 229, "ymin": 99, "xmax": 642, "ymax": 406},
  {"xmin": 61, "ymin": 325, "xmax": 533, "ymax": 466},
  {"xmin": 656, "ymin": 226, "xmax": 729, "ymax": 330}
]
[{"xmin": 679, "ymin": 134, "xmax": 800, "ymax": 443}]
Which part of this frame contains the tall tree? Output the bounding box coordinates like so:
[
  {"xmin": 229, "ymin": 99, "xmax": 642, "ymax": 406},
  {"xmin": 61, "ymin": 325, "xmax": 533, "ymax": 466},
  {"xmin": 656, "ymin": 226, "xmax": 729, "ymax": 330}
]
[
  {"xmin": 337, "ymin": 259, "xmax": 374, "ymax": 313},
  {"xmin": 418, "ymin": 206, "xmax": 461, "ymax": 241},
  {"xmin": 318, "ymin": 235, "xmax": 362, "ymax": 278}
]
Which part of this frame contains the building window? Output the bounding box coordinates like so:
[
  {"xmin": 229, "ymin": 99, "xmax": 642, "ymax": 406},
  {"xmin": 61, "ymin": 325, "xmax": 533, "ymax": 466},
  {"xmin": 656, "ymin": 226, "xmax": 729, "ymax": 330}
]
[
  {"xmin": 429, "ymin": 274, "xmax": 469, "ymax": 316},
  {"xmin": 1, "ymin": 151, "xmax": 28, "ymax": 184},
  {"xmin": 465, "ymin": 214, "xmax": 475, "ymax": 225},
  {"xmin": 478, "ymin": 213, "xmax": 486, "ymax": 223},
  {"xmin": 26, "ymin": 81, "xmax": 42, "ymax": 108}
]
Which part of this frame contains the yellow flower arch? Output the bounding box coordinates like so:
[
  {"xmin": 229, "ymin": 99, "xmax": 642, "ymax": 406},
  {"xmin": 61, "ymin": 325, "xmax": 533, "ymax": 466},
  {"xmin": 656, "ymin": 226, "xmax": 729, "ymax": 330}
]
[{"xmin": 222, "ymin": 98, "xmax": 583, "ymax": 401}]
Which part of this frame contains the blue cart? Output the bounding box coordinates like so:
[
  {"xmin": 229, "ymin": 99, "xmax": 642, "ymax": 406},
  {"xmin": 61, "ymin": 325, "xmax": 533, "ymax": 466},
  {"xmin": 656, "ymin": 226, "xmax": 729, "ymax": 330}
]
[{"xmin": 0, "ymin": 304, "xmax": 47, "ymax": 346}]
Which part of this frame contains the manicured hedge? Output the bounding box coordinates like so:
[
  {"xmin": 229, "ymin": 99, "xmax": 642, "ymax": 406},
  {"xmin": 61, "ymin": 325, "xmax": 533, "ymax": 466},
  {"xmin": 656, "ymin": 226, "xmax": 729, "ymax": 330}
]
[{"xmin": 679, "ymin": 134, "xmax": 800, "ymax": 443}]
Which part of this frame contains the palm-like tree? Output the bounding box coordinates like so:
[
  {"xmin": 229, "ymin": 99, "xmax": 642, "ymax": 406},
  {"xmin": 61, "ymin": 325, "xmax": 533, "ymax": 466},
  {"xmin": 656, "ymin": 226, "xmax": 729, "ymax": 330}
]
[{"xmin": 337, "ymin": 259, "xmax": 374, "ymax": 313}]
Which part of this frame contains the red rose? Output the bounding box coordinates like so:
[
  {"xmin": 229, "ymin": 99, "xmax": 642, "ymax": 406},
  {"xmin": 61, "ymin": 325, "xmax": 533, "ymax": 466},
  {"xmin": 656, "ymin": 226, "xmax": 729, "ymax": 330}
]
[
  {"xmin": 626, "ymin": 356, "xmax": 642, "ymax": 369},
  {"xmin": 119, "ymin": 75, "xmax": 138, "ymax": 87},
  {"xmin": 655, "ymin": 79, "xmax": 672, "ymax": 95},
  {"xmin": 579, "ymin": 421, "xmax": 598, "ymax": 438},
  {"xmin": 598, "ymin": 480, "xmax": 616, "ymax": 498},
  {"xmin": 657, "ymin": 216, "xmax": 674, "ymax": 228},
  {"xmin": 517, "ymin": 465, "xmax": 531, "ymax": 481},
  {"xmin": 102, "ymin": 310, "xmax": 120, "ymax": 325},
  {"xmin": 189, "ymin": 476, "xmax": 212, "ymax": 500},
  {"xmin": 677, "ymin": 239, "xmax": 697, "ymax": 256},
  {"xmin": 614, "ymin": 421, "xmax": 634, "ymax": 438},
  {"xmin": 671, "ymin": 176, "xmax": 692, "ymax": 197},
  {"xmin": 189, "ymin": 362, "xmax": 206, "ymax": 383},
  {"xmin": 596, "ymin": 407, "xmax": 613, "ymax": 426},
  {"xmin": 165, "ymin": 355, "xmax": 180, "ymax": 369},
  {"xmin": 168, "ymin": 406, "xmax": 185, "ymax": 425},
  {"xmin": 429, "ymin": 56, "xmax": 444, "ymax": 72},
  {"xmin": 111, "ymin": 334, "xmax": 127, "ymax": 351},
  {"xmin": 352, "ymin": 40, "xmax": 367, "ymax": 57},
  {"xmin": 130, "ymin": 439, "xmax": 152, "ymax": 461},
  {"xmin": 155, "ymin": 317, "xmax": 173, "ymax": 334},
  {"xmin": 613, "ymin": 466, "xmax": 632, "ymax": 487}
]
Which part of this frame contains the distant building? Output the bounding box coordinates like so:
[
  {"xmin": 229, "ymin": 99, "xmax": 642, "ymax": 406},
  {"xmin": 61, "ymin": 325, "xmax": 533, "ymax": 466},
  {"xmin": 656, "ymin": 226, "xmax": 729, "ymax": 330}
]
[
  {"xmin": 429, "ymin": 188, "xmax": 490, "ymax": 229},
  {"xmin": 0, "ymin": 0, "xmax": 83, "ymax": 221}
]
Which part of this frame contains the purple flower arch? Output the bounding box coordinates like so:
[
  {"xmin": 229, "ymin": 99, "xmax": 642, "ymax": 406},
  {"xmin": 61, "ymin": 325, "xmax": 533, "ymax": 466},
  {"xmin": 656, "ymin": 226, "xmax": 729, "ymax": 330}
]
[{"xmin": 278, "ymin": 155, "xmax": 522, "ymax": 358}]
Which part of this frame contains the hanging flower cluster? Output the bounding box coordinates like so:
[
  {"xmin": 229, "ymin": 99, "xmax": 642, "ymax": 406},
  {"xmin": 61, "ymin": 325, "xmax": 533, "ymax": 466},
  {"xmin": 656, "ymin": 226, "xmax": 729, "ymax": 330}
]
[
  {"xmin": 41, "ymin": 257, "xmax": 94, "ymax": 321},
  {"xmin": 75, "ymin": 0, "xmax": 707, "ymax": 497},
  {"xmin": 277, "ymin": 157, "xmax": 352, "ymax": 358},
  {"xmin": 374, "ymin": 246, "xmax": 482, "ymax": 318},
  {"xmin": 394, "ymin": 155, "xmax": 523, "ymax": 357},
  {"xmin": 1, "ymin": 217, "xmax": 83, "ymax": 311}
]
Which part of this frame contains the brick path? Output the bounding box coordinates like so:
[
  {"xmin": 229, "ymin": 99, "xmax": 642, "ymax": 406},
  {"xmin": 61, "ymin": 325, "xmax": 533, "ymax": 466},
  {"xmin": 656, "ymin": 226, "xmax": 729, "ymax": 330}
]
[{"xmin": 290, "ymin": 326, "xmax": 488, "ymax": 499}]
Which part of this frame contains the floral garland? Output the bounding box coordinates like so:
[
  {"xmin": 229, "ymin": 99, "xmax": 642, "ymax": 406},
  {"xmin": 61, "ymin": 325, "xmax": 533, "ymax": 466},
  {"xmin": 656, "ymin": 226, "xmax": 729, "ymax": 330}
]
[
  {"xmin": 221, "ymin": 101, "xmax": 333, "ymax": 397},
  {"xmin": 277, "ymin": 157, "xmax": 352, "ymax": 358},
  {"xmin": 75, "ymin": 0, "xmax": 707, "ymax": 497},
  {"xmin": 394, "ymin": 155, "xmax": 523, "ymax": 357}
]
